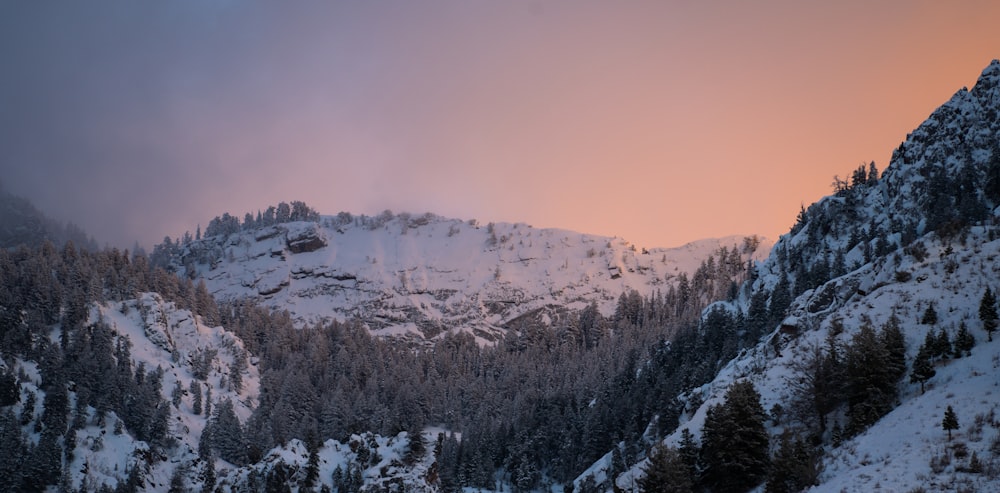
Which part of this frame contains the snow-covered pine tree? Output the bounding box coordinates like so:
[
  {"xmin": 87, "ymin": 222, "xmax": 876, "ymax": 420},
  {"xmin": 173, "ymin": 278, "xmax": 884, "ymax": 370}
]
[
  {"xmin": 638, "ymin": 445, "xmax": 694, "ymax": 493},
  {"xmin": 942, "ymin": 406, "xmax": 959, "ymax": 441},
  {"xmin": 700, "ymin": 380, "xmax": 769, "ymax": 493}
]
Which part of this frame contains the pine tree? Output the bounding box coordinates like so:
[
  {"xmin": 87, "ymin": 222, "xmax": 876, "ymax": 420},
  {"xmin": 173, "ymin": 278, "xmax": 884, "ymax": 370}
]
[
  {"xmin": 845, "ymin": 323, "xmax": 901, "ymax": 435},
  {"xmin": 204, "ymin": 386, "xmax": 212, "ymax": 417},
  {"xmin": 0, "ymin": 409, "xmax": 26, "ymax": 491},
  {"xmin": 910, "ymin": 345, "xmax": 935, "ymax": 394},
  {"xmin": 0, "ymin": 367, "xmax": 18, "ymax": 406},
  {"xmin": 304, "ymin": 440, "xmax": 320, "ymax": 489},
  {"xmin": 954, "ymin": 321, "xmax": 975, "ymax": 357},
  {"xmin": 933, "ymin": 327, "xmax": 952, "ymax": 359},
  {"xmin": 867, "ymin": 161, "xmax": 879, "ymax": 185},
  {"xmin": 921, "ymin": 303, "xmax": 938, "ymax": 325},
  {"xmin": 211, "ymin": 399, "xmax": 246, "ymax": 465},
  {"xmin": 923, "ymin": 330, "xmax": 939, "ymax": 359},
  {"xmin": 677, "ymin": 428, "xmax": 700, "ymax": 480},
  {"xmin": 768, "ymin": 275, "xmax": 792, "ymax": 327},
  {"xmin": 25, "ymin": 430, "xmax": 63, "ymax": 490},
  {"xmin": 168, "ymin": 464, "xmax": 188, "ymax": 493},
  {"xmin": 981, "ymin": 288, "xmax": 998, "ymax": 341},
  {"xmin": 880, "ymin": 316, "xmax": 907, "ymax": 383},
  {"xmin": 638, "ymin": 445, "xmax": 694, "ymax": 493},
  {"xmin": 200, "ymin": 459, "xmax": 216, "ymax": 493},
  {"xmin": 171, "ymin": 379, "xmax": 184, "ymax": 408},
  {"xmin": 766, "ymin": 434, "xmax": 820, "ymax": 493},
  {"xmin": 700, "ymin": 380, "xmax": 770, "ymax": 493},
  {"xmin": 190, "ymin": 380, "xmax": 202, "ymax": 415},
  {"xmin": 199, "ymin": 421, "xmax": 214, "ymax": 460},
  {"xmin": 942, "ymin": 406, "xmax": 959, "ymax": 441},
  {"xmin": 405, "ymin": 428, "xmax": 427, "ymax": 465}
]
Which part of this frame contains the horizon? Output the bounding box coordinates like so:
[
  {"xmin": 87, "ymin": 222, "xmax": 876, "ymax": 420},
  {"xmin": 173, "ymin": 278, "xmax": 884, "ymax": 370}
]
[{"xmin": 2, "ymin": 2, "xmax": 999, "ymax": 250}]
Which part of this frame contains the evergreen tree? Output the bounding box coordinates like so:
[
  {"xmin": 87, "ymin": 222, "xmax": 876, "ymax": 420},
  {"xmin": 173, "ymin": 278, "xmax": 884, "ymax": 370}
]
[
  {"xmin": 304, "ymin": 440, "xmax": 320, "ymax": 489},
  {"xmin": 954, "ymin": 321, "xmax": 975, "ymax": 357},
  {"xmin": 921, "ymin": 303, "xmax": 938, "ymax": 325},
  {"xmin": 211, "ymin": 399, "xmax": 247, "ymax": 465},
  {"xmin": 942, "ymin": 406, "xmax": 959, "ymax": 441},
  {"xmin": 700, "ymin": 380, "xmax": 770, "ymax": 493},
  {"xmin": 867, "ymin": 161, "xmax": 879, "ymax": 185},
  {"xmin": 910, "ymin": 345, "xmax": 936, "ymax": 394},
  {"xmin": 229, "ymin": 350, "xmax": 246, "ymax": 394},
  {"xmin": 0, "ymin": 367, "xmax": 18, "ymax": 406},
  {"xmin": 116, "ymin": 465, "xmax": 144, "ymax": 493},
  {"xmin": 880, "ymin": 316, "xmax": 907, "ymax": 384},
  {"xmin": 980, "ymin": 288, "xmax": 997, "ymax": 341},
  {"xmin": 0, "ymin": 409, "xmax": 26, "ymax": 491},
  {"xmin": 200, "ymin": 459, "xmax": 216, "ymax": 493},
  {"xmin": 191, "ymin": 380, "xmax": 202, "ymax": 415},
  {"xmin": 171, "ymin": 379, "xmax": 184, "ymax": 408},
  {"xmin": 677, "ymin": 428, "xmax": 700, "ymax": 480},
  {"xmin": 845, "ymin": 323, "xmax": 901, "ymax": 435},
  {"xmin": 24, "ymin": 429, "xmax": 63, "ymax": 490},
  {"xmin": 199, "ymin": 421, "xmax": 215, "ymax": 460},
  {"xmin": 639, "ymin": 445, "xmax": 694, "ymax": 493},
  {"xmin": 168, "ymin": 464, "xmax": 188, "ymax": 493},
  {"xmin": 766, "ymin": 434, "xmax": 820, "ymax": 493},
  {"xmin": 204, "ymin": 386, "xmax": 212, "ymax": 417},
  {"xmin": 404, "ymin": 428, "xmax": 427, "ymax": 465},
  {"xmin": 933, "ymin": 327, "xmax": 952, "ymax": 359},
  {"xmin": 768, "ymin": 275, "xmax": 792, "ymax": 327}
]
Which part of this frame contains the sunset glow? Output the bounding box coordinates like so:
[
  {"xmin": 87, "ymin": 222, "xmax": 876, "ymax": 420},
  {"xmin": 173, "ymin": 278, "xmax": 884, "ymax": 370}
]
[{"xmin": 2, "ymin": 1, "xmax": 999, "ymax": 249}]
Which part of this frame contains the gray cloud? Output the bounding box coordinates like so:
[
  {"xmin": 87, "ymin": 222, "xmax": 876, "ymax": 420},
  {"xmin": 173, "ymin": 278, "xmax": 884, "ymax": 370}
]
[{"xmin": 3, "ymin": 2, "xmax": 999, "ymax": 250}]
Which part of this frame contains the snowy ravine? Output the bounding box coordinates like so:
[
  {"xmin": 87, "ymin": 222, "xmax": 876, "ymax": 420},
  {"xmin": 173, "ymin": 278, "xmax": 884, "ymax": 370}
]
[
  {"xmin": 173, "ymin": 214, "xmax": 768, "ymax": 342},
  {"xmin": 594, "ymin": 59, "xmax": 1000, "ymax": 492}
]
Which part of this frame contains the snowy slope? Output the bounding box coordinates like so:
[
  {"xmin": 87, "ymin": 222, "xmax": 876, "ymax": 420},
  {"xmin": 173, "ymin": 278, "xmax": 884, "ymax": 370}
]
[
  {"xmin": 642, "ymin": 228, "xmax": 1000, "ymax": 492},
  {"xmin": 6, "ymin": 294, "xmax": 258, "ymax": 491},
  {"xmin": 603, "ymin": 59, "xmax": 1000, "ymax": 492},
  {"xmin": 175, "ymin": 214, "xmax": 768, "ymax": 341}
]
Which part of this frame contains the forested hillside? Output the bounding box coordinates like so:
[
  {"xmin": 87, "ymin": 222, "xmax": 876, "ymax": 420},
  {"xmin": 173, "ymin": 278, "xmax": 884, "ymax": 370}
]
[
  {"xmin": 0, "ymin": 207, "xmax": 762, "ymax": 491},
  {"xmin": 604, "ymin": 59, "xmax": 1000, "ymax": 493}
]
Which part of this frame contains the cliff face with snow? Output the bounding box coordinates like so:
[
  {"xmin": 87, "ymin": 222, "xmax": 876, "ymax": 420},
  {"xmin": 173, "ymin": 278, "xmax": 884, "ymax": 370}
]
[{"xmin": 173, "ymin": 215, "xmax": 768, "ymax": 341}]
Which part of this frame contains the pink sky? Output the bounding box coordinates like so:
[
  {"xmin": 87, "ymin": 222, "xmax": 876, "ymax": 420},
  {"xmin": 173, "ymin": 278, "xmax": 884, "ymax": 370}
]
[{"xmin": 3, "ymin": 1, "xmax": 1000, "ymax": 249}]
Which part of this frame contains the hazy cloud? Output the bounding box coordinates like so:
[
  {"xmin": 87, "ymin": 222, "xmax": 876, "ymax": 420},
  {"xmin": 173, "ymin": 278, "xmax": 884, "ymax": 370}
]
[{"xmin": 2, "ymin": 1, "xmax": 999, "ymax": 249}]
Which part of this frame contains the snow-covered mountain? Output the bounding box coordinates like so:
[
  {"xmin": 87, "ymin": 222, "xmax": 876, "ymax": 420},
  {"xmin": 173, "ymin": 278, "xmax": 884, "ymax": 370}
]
[
  {"xmin": 597, "ymin": 59, "xmax": 1000, "ymax": 492},
  {"xmin": 170, "ymin": 214, "xmax": 768, "ymax": 342},
  {"xmin": 8, "ymin": 52, "xmax": 998, "ymax": 493}
]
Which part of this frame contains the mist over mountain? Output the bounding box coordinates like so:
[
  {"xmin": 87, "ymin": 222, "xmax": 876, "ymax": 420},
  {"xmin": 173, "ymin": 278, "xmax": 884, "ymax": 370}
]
[
  {"xmin": 0, "ymin": 184, "xmax": 98, "ymax": 251},
  {"xmin": 1, "ymin": 60, "xmax": 999, "ymax": 493}
]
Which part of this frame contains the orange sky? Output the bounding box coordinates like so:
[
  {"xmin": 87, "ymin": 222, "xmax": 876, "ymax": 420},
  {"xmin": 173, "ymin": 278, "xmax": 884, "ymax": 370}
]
[{"xmin": 3, "ymin": 1, "xmax": 1000, "ymax": 249}]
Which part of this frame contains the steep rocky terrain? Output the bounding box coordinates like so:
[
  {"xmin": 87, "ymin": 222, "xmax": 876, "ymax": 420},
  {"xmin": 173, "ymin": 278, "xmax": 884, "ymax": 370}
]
[
  {"xmin": 169, "ymin": 214, "xmax": 767, "ymax": 342},
  {"xmin": 592, "ymin": 59, "xmax": 1000, "ymax": 492}
]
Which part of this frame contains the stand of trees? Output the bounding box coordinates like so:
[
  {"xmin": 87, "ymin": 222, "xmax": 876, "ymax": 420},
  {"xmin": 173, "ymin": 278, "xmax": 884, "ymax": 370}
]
[{"xmin": 0, "ymin": 241, "xmax": 201, "ymax": 490}]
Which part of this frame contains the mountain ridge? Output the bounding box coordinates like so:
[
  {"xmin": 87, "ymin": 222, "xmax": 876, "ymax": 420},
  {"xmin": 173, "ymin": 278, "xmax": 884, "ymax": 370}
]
[
  {"xmin": 591, "ymin": 58, "xmax": 1000, "ymax": 492},
  {"xmin": 163, "ymin": 212, "xmax": 769, "ymax": 342}
]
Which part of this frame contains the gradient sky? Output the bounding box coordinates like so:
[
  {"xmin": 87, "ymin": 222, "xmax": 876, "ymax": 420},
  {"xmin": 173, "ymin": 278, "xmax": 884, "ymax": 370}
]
[{"xmin": 2, "ymin": 1, "xmax": 999, "ymax": 250}]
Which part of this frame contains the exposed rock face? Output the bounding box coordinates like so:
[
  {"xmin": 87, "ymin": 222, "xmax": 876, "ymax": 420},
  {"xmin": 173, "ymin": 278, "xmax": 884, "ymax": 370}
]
[
  {"xmin": 174, "ymin": 214, "xmax": 769, "ymax": 342},
  {"xmin": 285, "ymin": 223, "xmax": 327, "ymax": 253}
]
